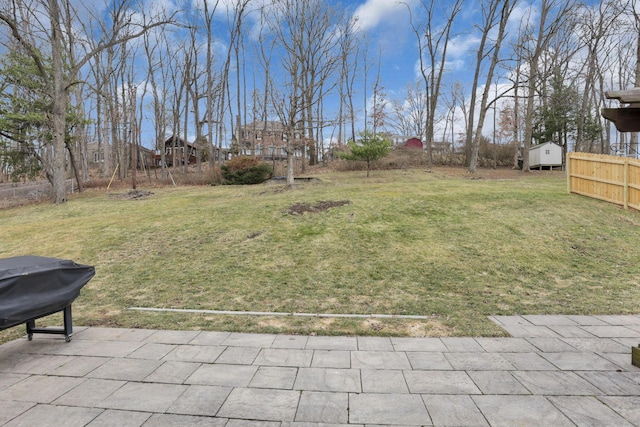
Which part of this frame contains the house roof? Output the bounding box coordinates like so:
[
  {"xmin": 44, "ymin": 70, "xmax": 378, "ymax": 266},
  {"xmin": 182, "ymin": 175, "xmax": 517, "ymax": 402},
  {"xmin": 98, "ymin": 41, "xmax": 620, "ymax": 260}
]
[
  {"xmin": 163, "ymin": 136, "xmax": 196, "ymax": 148},
  {"xmin": 403, "ymin": 138, "xmax": 423, "ymax": 149},
  {"xmin": 240, "ymin": 121, "xmax": 287, "ymax": 131}
]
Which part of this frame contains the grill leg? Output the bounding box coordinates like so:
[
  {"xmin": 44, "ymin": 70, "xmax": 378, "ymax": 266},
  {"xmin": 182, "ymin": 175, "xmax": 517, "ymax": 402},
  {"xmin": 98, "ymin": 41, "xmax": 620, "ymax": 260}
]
[
  {"xmin": 63, "ymin": 305, "xmax": 73, "ymax": 342},
  {"xmin": 26, "ymin": 320, "xmax": 35, "ymax": 341},
  {"xmin": 24, "ymin": 305, "xmax": 73, "ymax": 342}
]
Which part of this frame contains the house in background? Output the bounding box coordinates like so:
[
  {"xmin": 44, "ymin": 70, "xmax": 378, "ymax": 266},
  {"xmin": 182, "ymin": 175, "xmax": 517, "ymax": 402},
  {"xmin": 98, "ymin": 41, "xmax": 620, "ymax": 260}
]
[
  {"xmin": 156, "ymin": 136, "xmax": 198, "ymax": 167},
  {"xmin": 86, "ymin": 142, "xmax": 105, "ymax": 169},
  {"xmin": 236, "ymin": 121, "xmax": 311, "ymax": 160},
  {"xmin": 529, "ymin": 141, "xmax": 563, "ymax": 169},
  {"xmin": 86, "ymin": 142, "xmax": 154, "ymax": 170},
  {"xmin": 388, "ymin": 134, "xmax": 418, "ymax": 148},
  {"xmin": 388, "ymin": 135, "xmax": 453, "ymax": 155},
  {"xmin": 402, "ymin": 137, "xmax": 423, "ymax": 150}
]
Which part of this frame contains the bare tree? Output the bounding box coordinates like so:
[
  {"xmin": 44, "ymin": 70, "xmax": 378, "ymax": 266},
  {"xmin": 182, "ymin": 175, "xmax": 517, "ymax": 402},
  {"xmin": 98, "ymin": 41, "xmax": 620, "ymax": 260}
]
[
  {"xmin": 409, "ymin": 0, "xmax": 463, "ymax": 171},
  {"xmin": 142, "ymin": 21, "xmax": 169, "ymax": 179},
  {"xmin": 202, "ymin": 0, "xmax": 219, "ymax": 169},
  {"xmin": 87, "ymin": 51, "xmax": 109, "ymax": 178},
  {"xmin": 619, "ymin": 0, "xmax": 640, "ymax": 157},
  {"xmin": 370, "ymin": 47, "xmax": 387, "ymax": 137},
  {"xmin": 571, "ymin": 1, "xmax": 622, "ymax": 154},
  {"xmin": 336, "ymin": 15, "xmax": 361, "ymax": 145},
  {"xmin": 268, "ymin": 0, "xmax": 340, "ymax": 186},
  {"xmin": 0, "ymin": 0, "xmax": 174, "ymax": 203},
  {"xmin": 468, "ymin": 0, "xmax": 515, "ymax": 173},
  {"xmin": 216, "ymin": 0, "xmax": 249, "ymax": 166},
  {"xmin": 520, "ymin": 0, "xmax": 576, "ymax": 172},
  {"xmin": 389, "ymin": 82, "xmax": 427, "ymax": 139},
  {"xmin": 336, "ymin": 15, "xmax": 360, "ymax": 146},
  {"xmin": 451, "ymin": 81, "xmax": 468, "ymax": 152}
]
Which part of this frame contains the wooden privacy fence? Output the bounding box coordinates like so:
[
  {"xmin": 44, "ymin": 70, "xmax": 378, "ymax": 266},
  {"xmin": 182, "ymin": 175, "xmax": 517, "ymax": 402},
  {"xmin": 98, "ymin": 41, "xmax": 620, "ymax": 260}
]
[{"xmin": 567, "ymin": 152, "xmax": 640, "ymax": 212}]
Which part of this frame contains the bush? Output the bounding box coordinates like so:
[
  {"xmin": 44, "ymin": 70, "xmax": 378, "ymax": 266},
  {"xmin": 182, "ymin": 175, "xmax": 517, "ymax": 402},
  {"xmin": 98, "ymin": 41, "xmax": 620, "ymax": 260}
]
[
  {"xmin": 338, "ymin": 131, "xmax": 392, "ymax": 177},
  {"xmin": 220, "ymin": 156, "xmax": 273, "ymax": 185},
  {"xmin": 478, "ymin": 140, "xmax": 517, "ymax": 167}
]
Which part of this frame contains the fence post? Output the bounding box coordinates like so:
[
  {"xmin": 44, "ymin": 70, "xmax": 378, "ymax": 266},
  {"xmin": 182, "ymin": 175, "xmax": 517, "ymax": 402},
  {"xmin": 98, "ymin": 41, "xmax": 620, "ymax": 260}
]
[
  {"xmin": 624, "ymin": 159, "xmax": 629, "ymax": 210},
  {"xmin": 566, "ymin": 153, "xmax": 572, "ymax": 194}
]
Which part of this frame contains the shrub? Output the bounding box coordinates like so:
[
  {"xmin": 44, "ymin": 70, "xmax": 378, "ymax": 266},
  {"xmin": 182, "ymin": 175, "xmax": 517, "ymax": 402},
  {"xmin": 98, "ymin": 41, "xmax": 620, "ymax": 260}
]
[
  {"xmin": 478, "ymin": 139, "xmax": 517, "ymax": 167},
  {"xmin": 220, "ymin": 156, "xmax": 273, "ymax": 185},
  {"xmin": 338, "ymin": 131, "xmax": 392, "ymax": 177}
]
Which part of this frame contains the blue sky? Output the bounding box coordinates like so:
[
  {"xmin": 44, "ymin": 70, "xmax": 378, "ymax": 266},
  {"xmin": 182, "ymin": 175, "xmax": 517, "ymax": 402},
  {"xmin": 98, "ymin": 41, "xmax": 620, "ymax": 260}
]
[
  {"xmin": 132, "ymin": 0, "xmax": 437, "ymax": 148},
  {"xmin": 351, "ymin": 0, "xmax": 421, "ymax": 95},
  {"xmin": 112, "ymin": 0, "xmax": 629, "ymax": 151},
  {"xmin": 195, "ymin": 0, "xmax": 519, "ymax": 147},
  {"xmin": 1, "ymin": 0, "xmax": 625, "ymax": 151}
]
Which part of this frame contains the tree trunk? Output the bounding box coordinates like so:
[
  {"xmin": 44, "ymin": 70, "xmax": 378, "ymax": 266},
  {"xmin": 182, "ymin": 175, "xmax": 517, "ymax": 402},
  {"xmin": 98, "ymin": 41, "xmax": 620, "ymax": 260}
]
[
  {"xmin": 286, "ymin": 148, "xmax": 295, "ymax": 186},
  {"xmin": 66, "ymin": 143, "xmax": 84, "ymax": 192},
  {"xmin": 50, "ymin": 0, "xmax": 68, "ymax": 203},
  {"xmin": 51, "ymin": 96, "xmax": 68, "ymax": 203},
  {"xmin": 471, "ymin": 0, "xmax": 512, "ymax": 172}
]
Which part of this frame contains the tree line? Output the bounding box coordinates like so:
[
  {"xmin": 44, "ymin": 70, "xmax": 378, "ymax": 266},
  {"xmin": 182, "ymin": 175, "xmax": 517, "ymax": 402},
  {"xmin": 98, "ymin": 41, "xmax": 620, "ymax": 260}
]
[{"xmin": 0, "ymin": 0, "xmax": 638, "ymax": 203}]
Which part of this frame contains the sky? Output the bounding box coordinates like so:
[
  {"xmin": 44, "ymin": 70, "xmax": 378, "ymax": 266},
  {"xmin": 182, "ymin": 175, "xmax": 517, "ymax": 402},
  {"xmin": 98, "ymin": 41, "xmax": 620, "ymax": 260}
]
[
  {"xmin": 1, "ymin": 0, "xmax": 629, "ymax": 152},
  {"xmin": 351, "ymin": 0, "xmax": 422, "ymax": 95},
  {"xmin": 216, "ymin": 0, "xmax": 550, "ymax": 146},
  {"xmin": 195, "ymin": 0, "xmax": 486, "ymax": 147},
  {"xmin": 130, "ymin": 0, "xmax": 438, "ymax": 148},
  {"xmin": 338, "ymin": 0, "xmax": 628, "ymax": 148},
  {"xmin": 198, "ymin": 0, "xmax": 523, "ymax": 148}
]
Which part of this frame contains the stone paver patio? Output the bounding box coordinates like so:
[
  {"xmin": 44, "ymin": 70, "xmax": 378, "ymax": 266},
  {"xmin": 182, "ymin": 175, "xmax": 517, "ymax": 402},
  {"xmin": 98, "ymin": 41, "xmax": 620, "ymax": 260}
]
[{"xmin": 0, "ymin": 315, "xmax": 639, "ymax": 426}]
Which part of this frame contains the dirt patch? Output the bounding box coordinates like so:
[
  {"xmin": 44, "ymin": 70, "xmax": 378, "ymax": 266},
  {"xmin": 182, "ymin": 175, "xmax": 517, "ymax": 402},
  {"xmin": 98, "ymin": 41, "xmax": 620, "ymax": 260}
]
[
  {"xmin": 246, "ymin": 231, "xmax": 263, "ymax": 240},
  {"xmin": 404, "ymin": 319, "xmax": 455, "ymax": 337},
  {"xmin": 287, "ymin": 200, "xmax": 351, "ymax": 215},
  {"xmin": 109, "ymin": 190, "xmax": 154, "ymax": 200}
]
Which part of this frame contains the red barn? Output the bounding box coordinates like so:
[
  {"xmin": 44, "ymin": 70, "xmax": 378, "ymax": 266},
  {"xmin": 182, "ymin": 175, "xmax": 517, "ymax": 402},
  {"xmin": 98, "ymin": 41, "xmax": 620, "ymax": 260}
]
[{"xmin": 403, "ymin": 138, "xmax": 423, "ymax": 150}]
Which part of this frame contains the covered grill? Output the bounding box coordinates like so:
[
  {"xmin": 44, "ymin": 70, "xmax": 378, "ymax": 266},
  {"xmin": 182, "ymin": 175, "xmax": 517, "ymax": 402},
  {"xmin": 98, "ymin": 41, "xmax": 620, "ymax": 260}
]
[{"xmin": 0, "ymin": 256, "xmax": 95, "ymax": 342}]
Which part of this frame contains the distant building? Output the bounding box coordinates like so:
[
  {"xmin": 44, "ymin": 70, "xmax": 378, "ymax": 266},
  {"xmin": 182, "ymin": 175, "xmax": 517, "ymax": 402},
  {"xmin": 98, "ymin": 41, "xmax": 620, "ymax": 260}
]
[
  {"xmin": 387, "ymin": 135, "xmax": 425, "ymax": 150},
  {"xmin": 156, "ymin": 136, "xmax": 198, "ymax": 167},
  {"xmin": 236, "ymin": 121, "xmax": 312, "ymax": 160},
  {"xmin": 390, "ymin": 136, "xmax": 453, "ymax": 156},
  {"xmin": 387, "ymin": 134, "xmax": 415, "ymax": 147},
  {"xmin": 403, "ymin": 138, "xmax": 423, "ymax": 150},
  {"xmin": 529, "ymin": 142, "xmax": 563, "ymax": 169},
  {"xmin": 86, "ymin": 142, "xmax": 154, "ymax": 170},
  {"xmin": 155, "ymin": 136, "xmax": 232, "ymax": 167}
]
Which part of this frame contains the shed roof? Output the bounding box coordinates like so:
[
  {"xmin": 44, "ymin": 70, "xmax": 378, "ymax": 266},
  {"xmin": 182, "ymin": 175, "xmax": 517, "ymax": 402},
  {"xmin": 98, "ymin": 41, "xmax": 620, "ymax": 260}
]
[{"xmin": 529, "ymin": 141, "xmax": 561, "ymax": 151}]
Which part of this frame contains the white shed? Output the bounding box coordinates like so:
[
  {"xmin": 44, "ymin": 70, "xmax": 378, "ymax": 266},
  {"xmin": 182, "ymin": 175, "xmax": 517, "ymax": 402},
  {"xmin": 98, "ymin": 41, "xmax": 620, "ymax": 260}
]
[{"xmin": 529, "ymin": 142, "xmax": 563, "ymax": 169}]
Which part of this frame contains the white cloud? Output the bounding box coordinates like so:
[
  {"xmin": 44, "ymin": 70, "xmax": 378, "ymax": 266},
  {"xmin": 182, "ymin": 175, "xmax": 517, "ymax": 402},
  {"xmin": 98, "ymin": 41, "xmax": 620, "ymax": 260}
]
[
  {"xmin": 506, "ymin": 1, "xmax": 537, "ymax": 38},
  {"xmin": 352, "ymin": 0, "xmax": 417, "ymax": 33},
  {"xmin": 446, "ymin": 34, "xmax": 481, "ymax": 59}
]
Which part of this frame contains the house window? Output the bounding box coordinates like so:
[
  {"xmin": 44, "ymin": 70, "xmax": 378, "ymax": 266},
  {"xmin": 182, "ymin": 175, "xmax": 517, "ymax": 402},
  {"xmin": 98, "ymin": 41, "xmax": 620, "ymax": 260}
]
[
  {"xmin": 545, "ymin": 149, "xmax": 550, "ymax": 155},
  {"xmin": 256, "ymin": 131, "xmax": 262, "ymax": 140},
  {"xmin": 255, "ymin": 145, "xmax": 262, "ymax": 155},
  {"xmin": 268, "ymin": 146, "xmax": 275, "ymax": 155}
]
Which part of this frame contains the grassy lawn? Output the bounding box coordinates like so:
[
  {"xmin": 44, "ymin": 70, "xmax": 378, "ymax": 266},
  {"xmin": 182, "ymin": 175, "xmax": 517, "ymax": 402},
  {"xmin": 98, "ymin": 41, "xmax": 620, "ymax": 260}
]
[{"xmin": 1, "ymin": 168, "xmax": 639, "ymax": 342}]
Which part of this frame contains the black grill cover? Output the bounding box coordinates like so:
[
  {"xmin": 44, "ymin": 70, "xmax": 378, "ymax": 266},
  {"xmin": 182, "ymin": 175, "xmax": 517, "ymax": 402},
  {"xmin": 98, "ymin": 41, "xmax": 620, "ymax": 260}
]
[{"xmin": 0, "ymin": 256, "xmax": 95, "ymax": 329}]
